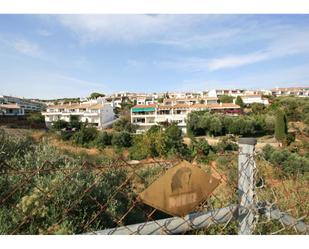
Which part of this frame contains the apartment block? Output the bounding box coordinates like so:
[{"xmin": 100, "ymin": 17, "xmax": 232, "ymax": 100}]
[
  {"xmin": 131, "ymin": 101, "xmax": 241, "ymax": 134},
  {"xmin": 240, "ymin": 95, "xmax": 269, "ymax": 105},
  {"xmin": 0, "ymin": 95, "xmax": 46, "ymax": 112},
  {"xmin": 0, "ymin": 104, "xmax": 25, "ymax": 116},
  {"xmin": 42, "ymin": 100, "xmax": 115, "ymax": 129},
  {"xmin": 271, "ymin": 87, "xmax": 309, "ymax": 97}
]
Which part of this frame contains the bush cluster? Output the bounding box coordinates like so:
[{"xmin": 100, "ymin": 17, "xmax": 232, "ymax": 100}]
[
  {"xmin": 262, "ymin": 144, "xmax": 309, "ymax": 176},
  {"xmin": 187, "ymin": 111, "xmax": 275, "ymax": 137}
]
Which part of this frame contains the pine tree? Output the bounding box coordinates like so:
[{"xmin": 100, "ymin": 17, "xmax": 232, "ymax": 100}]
[{"xmin": 275, "ymin": 109, "xmax": 287, "ymax": 142}]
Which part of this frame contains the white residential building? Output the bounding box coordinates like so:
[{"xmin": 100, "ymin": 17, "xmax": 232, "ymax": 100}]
[
  {"xmin": 131, "ymin": 101, "xmax": 241, "ymax": 134},
  {"xmin": 240, "ymin": 95, "xmax": 269, "ymax": 105},
  {"xmin": 136, "ymin": 96, "xmax": 156, "ymax": 105},
  {"xmin": 271, "ymin": 87, "xmax": 309, "ymax": 97},
  {"xmin": 0, "ymin": 95, "xmax": 46, "ymax": 112},
  {"xmin": 42, "ymin": 100, "xmax": 115, "ymax": 129},
  {"xmin": 0, "ymin": 104, "xmax": 25, "ymax": 116}
]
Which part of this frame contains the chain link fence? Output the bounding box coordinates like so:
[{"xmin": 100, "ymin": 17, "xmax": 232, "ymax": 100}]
[{"xmin": 0, "ymin": 136, "xmax": 308, "ymax": 235}]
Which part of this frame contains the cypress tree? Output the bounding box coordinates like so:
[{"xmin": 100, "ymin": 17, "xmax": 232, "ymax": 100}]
[
  {"xmin": 235, "ymin": 96, "xmax": 245, "ymax": 108},
  {"xmin": 275, "ymin": 109, "xmax": 287, "ymax": 142}
]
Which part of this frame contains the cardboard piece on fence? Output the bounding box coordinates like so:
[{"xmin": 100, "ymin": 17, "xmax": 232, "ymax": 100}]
[{"xmin": 139, "ymin": 161, "xmax": 220, "ymax": 217}]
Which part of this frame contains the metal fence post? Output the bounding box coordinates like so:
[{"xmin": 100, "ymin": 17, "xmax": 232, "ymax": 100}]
[{"xmin": 238, "ymin": 137, "xmax": 257, "ymax": 235}]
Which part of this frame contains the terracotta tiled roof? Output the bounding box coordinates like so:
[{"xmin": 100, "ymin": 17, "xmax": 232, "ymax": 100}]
[
  {"xmin": 208, "ymin": 103, "xmax": 241, "ymax": 109},
  {"xmin": 271, "ymin": 87, "xmax": 309, "ymax": 91},
  {"xmin": 157, "ymin": 105, "xmax": 173, "ymax": 109},
  {"xmin": 47, "ymin": 103, "xmax": 104, "ymax": 110},
  {"xmin": 132, "ymin": 104, "xmax": 157, "ymax": 109},
  {"xmin": 173, "ymin": 104, "xmax": 191, "ymax": 109},
  {"xmin": 0, "ymin": 104, "xmax": 21, "ymax": 109}
]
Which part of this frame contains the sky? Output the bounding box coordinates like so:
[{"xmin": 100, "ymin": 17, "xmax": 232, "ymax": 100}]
[{"xmin": 0, "ymin": 14, "xmax": 309, "ymax": 99}]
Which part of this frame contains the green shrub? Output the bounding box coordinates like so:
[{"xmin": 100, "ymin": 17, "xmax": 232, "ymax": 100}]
[
  {"xmin": 60, "ymin": 131, "xmax": 73, "ymax": 141},
  {"xmin": 94, "ymin": 131, "xmax": 112, "ymax": 148},
  {"xmin": 216, "ymin": 136, "xmax": 238, "ymax": 153},
  {"xmin": 52, "ymin": 120, "xmax": 68, "ymax": 130},
  {"xmin": 72, "ymin": 126, "xmax": 98, "ymax": 146},
  {"xmin": 113, "ymin": 117, "xmax": 137, "ymax": 133},
  {"xmin": 111, "ymin": 132, "xmax": 132, "ymax": 148},
  {"xmin": 261, "ymin": 144, "xmax": 275, "ymax": 161},
  {"xmin": 128, "ymin": 145, "xmax": 149, "ymax": 160}
]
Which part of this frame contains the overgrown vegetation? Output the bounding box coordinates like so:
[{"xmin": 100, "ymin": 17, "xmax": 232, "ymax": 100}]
[
  {"xmin": 187, "ymin": 110, "xmax": 275, "ymax": 137},
  {"xmin": 261, "ymin": 144, "xmax": 309, "ymax": 177}
]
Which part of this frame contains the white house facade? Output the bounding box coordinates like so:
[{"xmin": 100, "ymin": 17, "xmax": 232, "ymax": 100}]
[
  {"xmin": 131, "ymin": 101, "xmax": 241, "ymax": 134},
  {"xmin": 0, "ymin": 104, "xmax": 25, "ymax": 116},
  {"xmin": 42, "ymin": 101, "xmax": 115, "ymax": 129}
]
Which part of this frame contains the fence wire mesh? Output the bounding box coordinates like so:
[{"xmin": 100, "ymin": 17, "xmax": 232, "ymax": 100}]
[{"xmin": 0, "ymin": 133, "xmax": 308, "ymax": 235}]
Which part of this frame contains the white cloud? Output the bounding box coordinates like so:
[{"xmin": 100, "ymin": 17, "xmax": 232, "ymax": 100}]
[
  {"xmin": 158, "ymin": 27, "xmax": 309, "ymax": 72},
  {"xmin": 12, "ymin": 39, "xmax": 42, "ymax": 57},
  {"xmin": 54, "ymin": 14, "xmax": 240, "ymax": 47},
  {"xmin": 207, "ymin": 52, "xmax": 268, "ymax": 71}
]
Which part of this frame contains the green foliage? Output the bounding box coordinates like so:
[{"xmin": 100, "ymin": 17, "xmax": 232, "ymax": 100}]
[
  {"xmin": 26, "ymin": 112, "xmax": 45, "ymax": 124},
  {"xmin": 216, "ymin": 136, "xmax": 239, "ymax": 153},
  {"xmin": 89, "ymin": 92, "xmax": 105, "ymax": 99},
  {"xmin": 69, "ymin": 115, "xmax": 81, "ymax": 130},
  {"xmin": 72, "ymin": 126, "xmax": 98, "ymax": 146},
  {"xmin": 187, "ymin": 111, "xmax": 275, "ymax": 137},
  {"xmin": 235, "ymin": 96, "xmax": 244, "ymax": 108},
  {"xmin": 0, "ymin": 129, "xmax": 35, "ymax": 167},
  {"xmin": 0, "ymin": 129, "xmax": 150, "ymax": 234},
  {"xmin": 268, "ymin": 96, "xmax": 309, "ymax": 122},
  {"xmin": 218, "ymin": 95, "xmax": 234, "ymax": 103},
  {"xmin": 52, "ymin": 120, "xmax": 68, "ymax": 130},
  {"xmin": 262, "ymin": 144, "xmax": 309, "ymax": 176},
  {"xmin": 188, "ymin": 138, "xmax": 214, "ymax": 162},
  {"xmin": 157, "ymin": 97, "xmax": 164, "ymax": 103},
  {"xmin": 275, "ymin": 109, "xmax": 287, "ymax": 142},
  {"xmin": 162, "ymin": 124, "xmax": 183, "ymax": 156},
  {"xmin": 251, "ymin": 103, "xmax": 265, "ymax": 114},
  {"xmin": 129, "ymin": 128, "xmax": 164, "ymax": 160},
  {"xmin": 112, "ymin": 117, "xmax": 137, "ymax": 133},
  {"xmin": 94, "ymin": 131, "xmax": 112, "ymax": 148},
  {"xmin": 111, "ymin": 132, "xmax": 132, "ymax": 148}
]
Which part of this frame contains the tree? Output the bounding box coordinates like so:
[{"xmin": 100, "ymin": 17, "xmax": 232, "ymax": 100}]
[
  {"xmin": 27, "ymin": 112, "xmax": 45, "ymax": 124},
  {"xmin": 94, "ymin": 131, "xmax": 112, "ymax": 148},
  {"xmin": 275, "ymin": 110, "xmax": 288, "ymax": 142},
  {"xmin": 162, "ymin": 124, "xmax": 183, "ymax": 155},
  {"xmin": 52, "ymin": 120, "xmax": 68, "ymax": 130},
  {"xmin": 251, "ymin": 103, "xmax": 265, "ymax": 114},
  {"xmin": 235, "ymin": 96, "xmax": 244, "ymax": 108},
  {"xmin": 157, "ymin": 98, "xmax": 164, "ymax": 103},
  {"xmin": 218, "ymin": 95, "xmax": 234, "ymax": 103},
  {"xmin": 209, "ymin": 117, "xmax": 222, "ymax": 136},
  {"xmin": 72, "ymin": 126, "xmax": 98, "ymax": 146},
  {"xmin": 111, "ymin": 132, "xmax": 132, "ymax": 147},
  {"xmin": 113, "ymin": 117, "xmax": 137, "ymax": 133},
  {"xmin": 89, "ymin": 92, "xmax": 105, "ymax": 99},
  {"xmin": 69, "ymin": 115, "xmax": 81, "ymax": 130}
]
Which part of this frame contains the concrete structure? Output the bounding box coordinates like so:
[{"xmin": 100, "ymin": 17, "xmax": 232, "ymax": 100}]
[
  {"xmin": 240, "ymin": 95, "xmax": 269, "ymax": 105},
  {"xmin": 271, "ymin": 87, "xmax": 309, "ymax": 97},
  {"xmin": 0, "ymin": 95, "xmax": 46, "ymax": 112},
  {"xmin": 131, "ymin": 101, "xmax": 241, "ymax": 134},
  {"xmin": 0, "ymin": 104, "xmax": 25, "ymax": 116},
  {"xmin": 42, "ymin": 100, "xmax": 115, "ymax": 129}
]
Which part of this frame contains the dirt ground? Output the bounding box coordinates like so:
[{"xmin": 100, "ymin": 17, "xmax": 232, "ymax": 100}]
[{"xmin": 184, "ymin": 135, "xmax": 280, "ymax": 151}]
